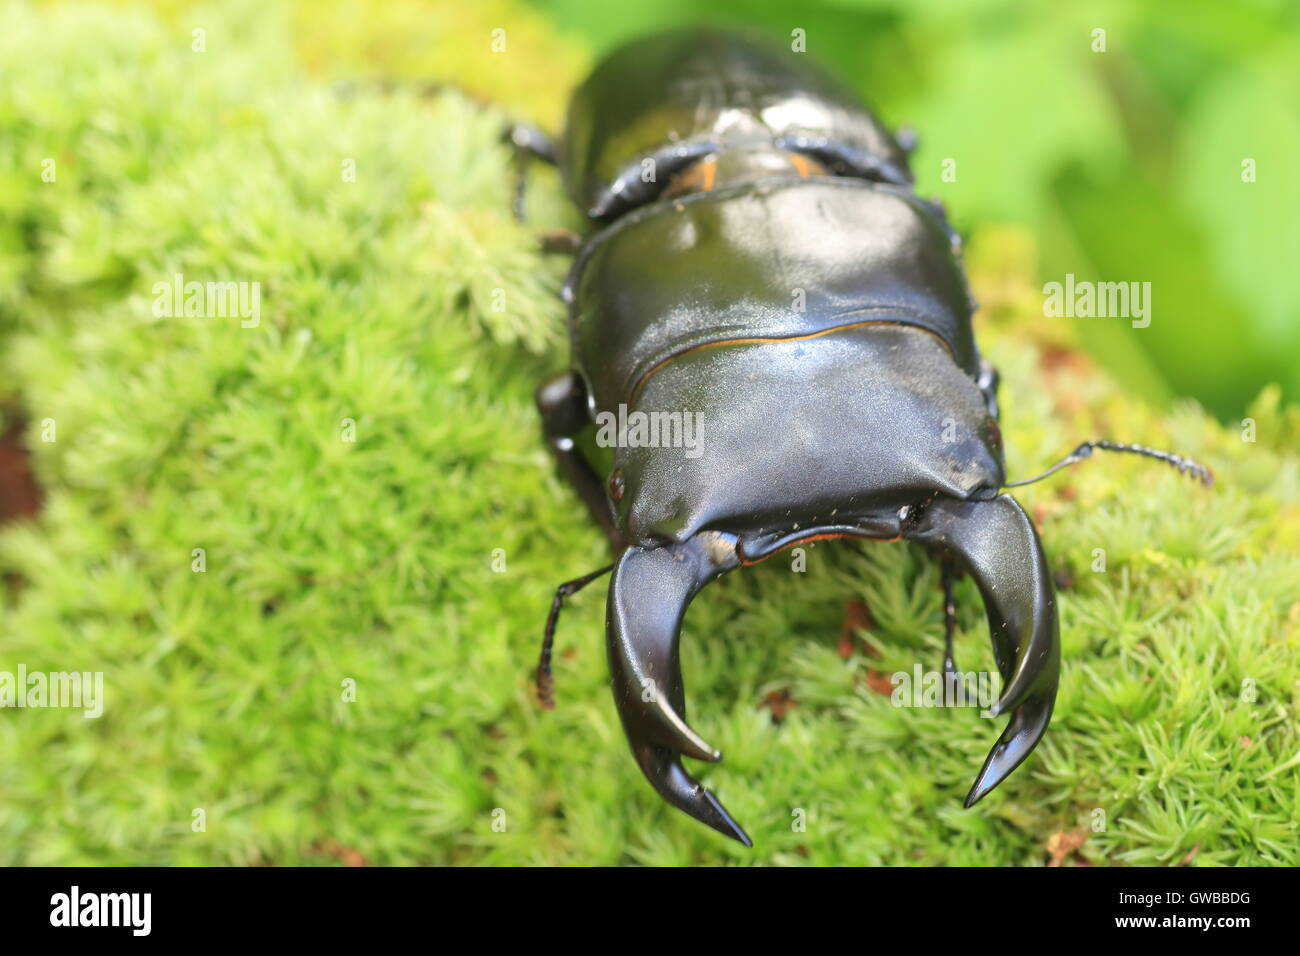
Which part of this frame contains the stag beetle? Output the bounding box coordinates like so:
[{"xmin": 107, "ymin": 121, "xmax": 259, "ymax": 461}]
[{"xmin": 508, "ymin": 28, "xmax": 1212, "ymax": 846}]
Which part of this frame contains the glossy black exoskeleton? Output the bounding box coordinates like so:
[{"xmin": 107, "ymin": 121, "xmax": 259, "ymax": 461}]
[{"xmin": 510, "ymin": 28, "xmax": 1212, "ymax": 846}]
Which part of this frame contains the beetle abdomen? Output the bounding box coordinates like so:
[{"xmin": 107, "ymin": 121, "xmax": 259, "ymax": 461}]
[
  {"xmin": 567, "ymin": 177, "xmax": 979, "ymax": 413},
  {"xmin": 562, "ymin": 28, "xmax": 912, "ymax": 219}
]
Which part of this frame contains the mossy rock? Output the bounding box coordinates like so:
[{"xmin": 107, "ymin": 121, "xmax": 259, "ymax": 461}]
[{"xmin": 0, "ymin": 1, "xmax": 1296, "ymax": 865}]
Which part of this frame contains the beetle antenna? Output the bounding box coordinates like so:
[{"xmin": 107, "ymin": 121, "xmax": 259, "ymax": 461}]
[
  {"xmin": 1004, "ymin": 440, "xmax": 1214, "ymax": 489},
  {"xmin": 503, "ymin": 123, "xmax": 559, "ymax": 224},
  {"xmin": 537, "ymin": 563, "xmax": 615, "ymax": 708}
]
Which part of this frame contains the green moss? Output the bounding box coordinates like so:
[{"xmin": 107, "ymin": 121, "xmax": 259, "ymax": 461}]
[{"xmin": 0, "ymin": 1, "xmax": 1296, "ymax": 865}]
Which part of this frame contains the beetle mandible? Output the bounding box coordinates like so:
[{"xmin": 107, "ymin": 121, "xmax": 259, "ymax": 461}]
[{"xmin": 508, "ymin": 28, "xmax": 1212, "ymax": 846}]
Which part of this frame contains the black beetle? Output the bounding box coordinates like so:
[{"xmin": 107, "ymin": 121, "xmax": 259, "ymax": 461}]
[{"xmin": 509, "ymin": 28, "xmax": 1212, "ymax": 846}]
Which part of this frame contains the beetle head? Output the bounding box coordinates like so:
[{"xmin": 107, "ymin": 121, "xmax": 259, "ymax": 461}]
[{"xmin": 595, "ymin": 328, "xmax": 1058, "ymax": 838}]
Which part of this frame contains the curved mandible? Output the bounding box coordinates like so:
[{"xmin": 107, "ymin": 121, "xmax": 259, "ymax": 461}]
[
  {"xmin": 606, "ymin": 531, "xmax": 751, "ymax": 845},
  {"xmin": 905, "ymin": 494, "xmax": 1060, "ymax": 807}
]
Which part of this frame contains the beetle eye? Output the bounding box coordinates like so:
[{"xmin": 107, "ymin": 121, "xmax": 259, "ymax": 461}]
[
  {"xmin": 900, "ymin": 495, "xmax": 937, "ymax": 533},
  {"xmin": 984, "ymin": 416, "xmax": 1003, "ymax": 450}
]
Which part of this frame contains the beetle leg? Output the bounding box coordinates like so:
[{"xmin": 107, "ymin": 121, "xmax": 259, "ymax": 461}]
[
  {"xmin": 906, "ymin": 494, "xmax": 1059, "ymax": 807},
  {"xmin": 939, "ymin": 555, "xmax": 959, "ymax": 704},
  {"xmin": 503, "ymin": 123, "xmax": 558, "ymax": 223},
  {"xmin": 607, "ymin": 533, "xmax": 752, "ymax": 845},
  {"xmin": 538, "ymin": 229, "xmax": 583, "ymax": 255},
  {"xmin": 537, "ymin": 563, "xmax": 615, "ymax": 708},
  {"xmin": 536, "ymin": 371, "xmax": 624, "ymax": 552}
]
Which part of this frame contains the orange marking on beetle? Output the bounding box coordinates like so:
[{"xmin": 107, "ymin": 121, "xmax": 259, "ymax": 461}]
[
  {"xmin": 740, "ymin": 532, "xmax": 902, "ymax": 565},
  {"xmin": 629, "ymin": 320, "xmax": 957, "ymax": 403},
  {"xmin": 700, "ymin": 157, "xmax": 717, "ymax": 191},
  {"xmin": 786, "ymin": 152, "xmax": 829, "ymax": 178},
  {"xmin": 663, "ymin": 157, "xmax": 719, "ymax": 198}
]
